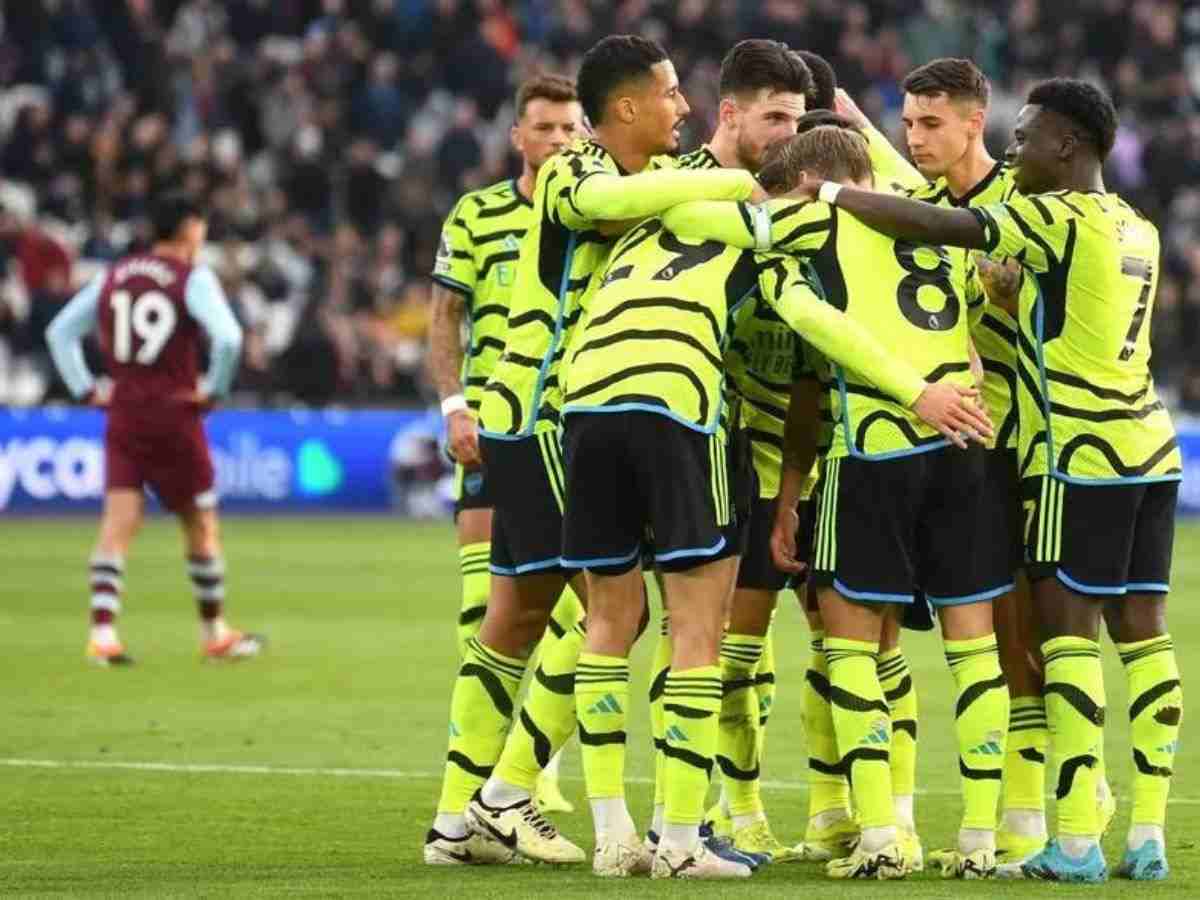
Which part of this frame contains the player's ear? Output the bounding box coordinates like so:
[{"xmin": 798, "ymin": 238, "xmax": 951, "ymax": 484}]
[
  {"xmin": 510, "ymin": 123, "xmax": 522, "ymax": 154},
  {"xmin": 1058, "ymin": 132, "xmax": 1077, "ymax": 161},
  {"xmin": 615, "ymin": 94, "xmax": 637, "ymax": 125},
  {"xmin": 718, "ymin": 97, "xmax": 738, "ymax": 130}
]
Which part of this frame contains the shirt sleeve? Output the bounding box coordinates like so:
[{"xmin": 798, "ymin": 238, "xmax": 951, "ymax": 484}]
[
  {"xmin": 45, "ymin": 272, "xmax": 104, "ymax": 399},
  {"xmin": 662, "ymin": 198, "xmax": 833, "ymax": 254},
  {"xmin": 432, "ymin": 196, "xmax": 477, "ymax": 297},
  {"xmin": 862, "ymin": 124, "xmax": 927, "ymax": 194},
  {"xmin": 758, "ymin": 254, "xmax": 928, "ymax": 407},
  {"xmin": 970, "ymin": 193, "xmax": 1077, "ymax": 273},
  {"xmin": 185, "ymin": 266, "xmax": 243, "ymax": 397},
  {"xmin": 556, "ymin": 156, "xmax": 757, "ymax": 229}
]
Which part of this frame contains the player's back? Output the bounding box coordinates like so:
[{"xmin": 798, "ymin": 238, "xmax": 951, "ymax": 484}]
[
  {"xmin": 974, "ymin": 189, "xmax": 1179, "ymax": 481},
  {"xmin": 780, "ymin": 203, "xmax": 975, "ymax": 459},
  {"xmin": 97, "ymin": 252, "xmax": 202, "ymax": 414},
  {"xmin": 563, "ymin": 217, "xmax": 759, "ymax": 433}
]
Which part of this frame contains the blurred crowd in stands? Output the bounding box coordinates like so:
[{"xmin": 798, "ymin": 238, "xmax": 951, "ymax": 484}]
[{"xmin": 1, "ymin": 0, "xmax": 1198, "ymax": 409}]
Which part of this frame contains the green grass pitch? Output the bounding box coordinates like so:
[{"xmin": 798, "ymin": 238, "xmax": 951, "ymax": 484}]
[{"xmin": 2, "ymin": 516, "xmax": 1197, "ymax": 897}]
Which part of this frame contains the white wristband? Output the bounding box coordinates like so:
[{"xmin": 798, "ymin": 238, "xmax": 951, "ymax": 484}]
[
  {"xmin": 818, "ymin": 181, "xmax": 843, "ymax": 205},
  {"xmin": 440, "ymin": 394, "xmax": 468, "ymax": 416},
  {"xmin": 750, "ymin": 202, "xmax": 772, "ymax": 251}
]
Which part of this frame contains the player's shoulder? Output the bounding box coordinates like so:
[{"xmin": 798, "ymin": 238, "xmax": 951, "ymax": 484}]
[
  {"xmin": 676, "ymin": 146, "xmax": 721, "ymax": 171},
  {"xmin": 906, "ymin": 176, "xmax": 952, "ymax": 204},
  {"xmin": 456, "ymin": 178, "xmax": 526, "ymax": 220}
]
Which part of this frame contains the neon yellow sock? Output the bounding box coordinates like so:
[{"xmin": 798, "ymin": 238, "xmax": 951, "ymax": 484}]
[
  {"xmin": 650, "ymin": 618, "xmax": 672, "ymax": 809},
  {"xmin": 456, "ymin": 542, "xmax": 490, "ymax": 658},
  {"xmin": 804, "ymin": 630, "xmax": 850, "ymax": 822},
  {"xmin": 945, "ymin": 634, "xmax": 1009, "ymax": 831},
  {"xmin": 1043, "ymin": 636, "xmax": 1105, "ymax": 839},
  {"xmin": 1004, "ymin": 696, "xmax": 1047, "ymax": 813},
  {"xmin": 718, "ymin": 634, "xmax": 765, "ymax": 817},
  {"xmin": 576, "ymin": 652, "xmax": 630, "ymax": 800},
  {"xmin": 826, "ymin": 636, "xmax": 892, "ymax": 830},
  {"xmin": 493, "ymin": 618, "xmax": 583, "ymax": 791},
  {"xmin": 1118, "ymin": 634, "xmax": 1182, "ymax": 829},
  {"xmin": 663, "ymin": 665, "xmax": 722, "ymax": 826},
  {"xmin": 436, "ymin": 636, "xmax": 526, "ymax": 814},
  {"xmin": 877, "ymin": 646, "xmax": 917, "ymax": 800}
]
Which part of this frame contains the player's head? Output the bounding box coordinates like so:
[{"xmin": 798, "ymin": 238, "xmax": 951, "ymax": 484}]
[
  {"xmin": 576, "ymin": 35, "xmax": 687, "ymax": 153},
  {"xmin": 900, "ymin": 58, "xmax": 990, "ymax": 177},
  {"xmin": 795, "ymin": 109, "xmax": 859, "ymax": 136},
  {"xmin": 150, "ymin": 191, "xmax": 207, "ymax": 256},
  {"xmin": 795, "ymin": 51, "xmax": 837, "ymax": 110},
  {"xmin": 757, "ymin": 125, "xmax": 874, "ymax": 195},
  {"xmin": 715, "ymin": 40, "xmax": 811, "ymax": 171},
  {"xmin": 511, "ymin": 73, "xmax": 584, "ymax": 171},
  {"xmin": 1008, "ymin": 78, "xmax": 1118, "ymax": 194}
]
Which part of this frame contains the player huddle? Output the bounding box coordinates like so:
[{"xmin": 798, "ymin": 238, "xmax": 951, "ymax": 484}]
[
  {"xmin": 42, "ymin": 27, "xmax": 1181, "ymax": 889},
  {"xmin": 425, "ymin": 34, "xmax": 1183, "ymax": 884}
]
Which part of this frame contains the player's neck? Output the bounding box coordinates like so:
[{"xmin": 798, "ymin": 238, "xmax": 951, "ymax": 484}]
[
  {"xmin": 516, "ymin": 167, "xmax": 535, "ymax": 202},
  {"xmin": 705, "ymin": 129, "xmax": 740, "ymax": 170},
  {"xmin": 591, "ymin": 126, "xmax": 654, "ymax": 175},
  {"xmin": 944, "ymin": 143, "xmax": 996, "ymax": 199},
  {"xmin": 151, "ymin": 241, "xmax": 194, "ymax": 264},
  {"xmin": 1059, "ymin": 161, "xmax": 1106, "ymax": 194}
]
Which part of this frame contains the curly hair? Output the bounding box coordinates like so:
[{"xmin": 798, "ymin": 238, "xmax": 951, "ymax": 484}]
[{"xmin": 1027, "ymin": 77, "xmax": 1118, "ymax": 161}]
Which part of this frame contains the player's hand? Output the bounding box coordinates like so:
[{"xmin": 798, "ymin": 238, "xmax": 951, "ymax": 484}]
[
  {"xmin": 748, "ymin": 180, "xmax": 770, "ymax": 204},
  {"xmin": 975, "ymin": 255, "xmax": 1022, "ymax": 314},
  {"xmin": 87, "ymin": 377, "xmax": 113, "ymax": 408},
  {"xmin": 770, "ymin": 502, "xmax": 806, "ymax": 575},
  {"xmin": 911, "ymin": 383, "xmax": 993, "ymax": 449},
  {"xmin": 446, "ymin": 409, "xmax": 482, "ymax": 467},
  {"xmin": 834, "ymin": 88, "xmax": 871, "ymax": 129}
]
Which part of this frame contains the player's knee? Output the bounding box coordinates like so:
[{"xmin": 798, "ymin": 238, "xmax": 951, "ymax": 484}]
[{"xmin": 1104, "ymin": 594, "xmax": 1167, "ymax": 644}]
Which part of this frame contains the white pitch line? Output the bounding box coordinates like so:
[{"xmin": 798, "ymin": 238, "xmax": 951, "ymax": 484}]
[{"xmin": 3, "ymin": 758, "xmax": 1198, "ymax": 806}]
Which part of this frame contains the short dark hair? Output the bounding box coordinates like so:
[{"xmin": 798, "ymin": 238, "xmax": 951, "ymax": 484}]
[
  {"xmin": 576, "ymin": 35, "xmax": 668, "ymax": 126},
  {"xmin": 795, "ymin": 51, "xmax": 837, "ymax": 110},
  {"xmin": 757, "ymin": 126, "xmax": 873, "ymax": 195},
  {"xmin": 719, "ymin": 39, "xmax": 812, "ymax": 100},
  {"xmin": 1027, "ymin": 77, "xmax": 1118, "ymax": 161},
  {"xmin": 795, "ymin": 109, "xmax": 860, "ymax": 135},
  {"xmin": 150, "ymin": 191, "xmax": 205, "ymax": 241},
  {"xmin": 902, "ymin": 58, "xmax": 990, "ymax": 106},
  {"xmin": 515, "ymin": 73, "xmax": 578, "ymax": 119}
]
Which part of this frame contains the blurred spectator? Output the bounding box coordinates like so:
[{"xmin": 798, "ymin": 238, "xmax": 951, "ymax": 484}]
[{"xmin": 0, "ymin": 0, "xmax": 1195, "ymax": 408}]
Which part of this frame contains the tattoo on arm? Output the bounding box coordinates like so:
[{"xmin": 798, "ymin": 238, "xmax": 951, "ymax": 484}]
[{"xmin": 428, "ymin": 283, "xmax": 468, "ymax": 400}]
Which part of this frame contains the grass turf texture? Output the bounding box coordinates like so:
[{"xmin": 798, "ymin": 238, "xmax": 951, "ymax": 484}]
[{"xmin": 1, "ymin": 516, "xmax": 1197, "ymax": 897}]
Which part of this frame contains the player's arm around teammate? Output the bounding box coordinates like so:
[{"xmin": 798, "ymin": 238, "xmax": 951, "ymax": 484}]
[{"xmin": 790, "ymin": 80, "xmax": 1184, "ymax": 882}]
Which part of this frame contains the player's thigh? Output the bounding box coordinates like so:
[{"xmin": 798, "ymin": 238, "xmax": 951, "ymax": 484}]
[
  {"xmin": 1025, "ymin": 475, "xmax": 1141, "ymax": 597},
  {"xmin": 453, "ymin": 459, "xmax": 495, "ymax": 543},
  {"xmin": 810, "ymin": 454, "xmax": 921, "ymax": 607},
  {"xmin": 145, "ymin": 416, "xmax": 216, "ymax": 516},
  {"xmin": 95, "ymin": 488, "xmax": 146, "ymax": 556},
  {"xmin": 737, "ymin": 496, "xmax": 790, "ymax": 594},
  {"xmin": 456, "ymin": 507, "xmax": 492, "ymax": 546},
  {"xmin": 1103, "ymin": 481, "xmax": 1177, "ymax": 642},
  {"xmin": 637, "ymin": 414, "xmax": 733, "ymax": 573},
  {"xmin": 918, "ymin": 445, "xmax": 1008, "ymax": 608},
  {"xmin": 560, "ymin": 413, "xmax": 644, "ymax": 574},
  {"xmin": 481, "ymin": 433, "xmax": 570, "ymax": 578}
]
